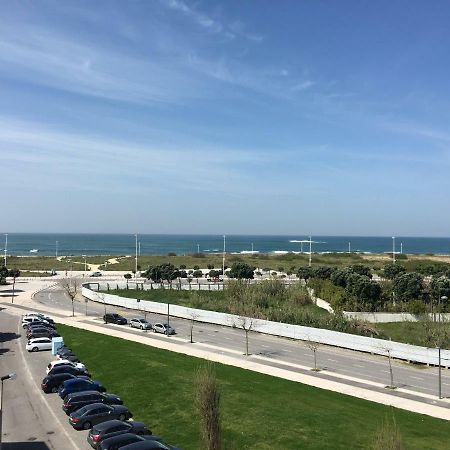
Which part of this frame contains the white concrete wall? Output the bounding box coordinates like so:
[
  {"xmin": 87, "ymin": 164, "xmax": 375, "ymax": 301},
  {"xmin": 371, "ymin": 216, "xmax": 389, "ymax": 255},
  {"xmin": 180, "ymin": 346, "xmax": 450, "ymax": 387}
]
[
  {"xmin": 344, "ymin": 312, "xmax": 450, "ymax": 323},
  {"xmin": 82, "ymin": 284, "xmax": 450, "ymax": 366}
]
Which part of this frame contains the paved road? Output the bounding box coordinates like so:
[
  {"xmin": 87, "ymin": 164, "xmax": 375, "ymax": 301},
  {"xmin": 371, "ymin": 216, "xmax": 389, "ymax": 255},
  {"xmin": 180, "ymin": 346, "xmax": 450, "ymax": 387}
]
[
  {"xmin": 33, "ymin": 284, "xmax": 450, "ymax": 404},
  {"xmin": 0, "ymin": 311, "xmax": 88, "ymax": 450}
]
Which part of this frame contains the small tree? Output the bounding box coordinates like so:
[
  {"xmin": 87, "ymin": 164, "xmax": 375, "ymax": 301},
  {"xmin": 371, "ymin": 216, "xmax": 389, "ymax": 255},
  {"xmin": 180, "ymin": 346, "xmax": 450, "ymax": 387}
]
[
  {"xmin": 228, "ymin": 262, "xmax": 255, "ymax": 279},
  {"xmin": 8, "ymin": 268, "xmax": 20, "ymax": 303},
  {"xmin": 190, "ymin": 312, "xmax": 199, "ymax": 343},
  {"xmin": 124, "ymin": 273, "xmax": 132, "ymax": 288},
  {"xmin": 380, "ymin": 344, "xmax": 396, "ymax": 389},
  {"xmin": 235, "ymin": 316, "xmax": 255, "ymax": 356},
  {"xmin": 0, "ymin": 266, "xmax": 8, "ymax": 285},
  {"xmin": 196, "ymin": 363, "xmax": 221, "ymax": 450},
  {"xmin": 59, "ymin": 278, "xmax": 80, "ymax": 317},
  {"xmin": 304, "ymin": 337, "xmax": 322, "ymax": 371}
]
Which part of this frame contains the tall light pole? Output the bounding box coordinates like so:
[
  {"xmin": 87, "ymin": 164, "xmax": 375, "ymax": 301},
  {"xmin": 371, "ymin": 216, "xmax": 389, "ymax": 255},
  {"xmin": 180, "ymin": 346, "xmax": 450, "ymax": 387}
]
[
  {"xmin": 3, "ymin": 234, "xmax": 7, "ymax": 268},
  {"xmin": 392, "ymin": 236, "xmax": 396, "ymax": 264},
  {"xmin": 135, "ymin": 234, "xmax": 138, "ymax": 281},
  {"xmin": 438, "ymin": 295, "xmax": 447, "ymax": 399},
  {"xmin": 82, "ymin": 254, "xmax": 87, "ymax": 273},
  {"xmin": 308, "ymin": 235, "xmax": 312, "ymax": 267},
  {"xmin": 56, "ymin": 240, "xmax": 58, "ymax": 258},
  {"xmin": 348, "ymin": 242, "xmax": 351, "ymax": 253},
  {"xmin": 197, "ymin": 244, "xmax": 200, "ymax": 254},
  {"xmin": 0, "ymin": 372, "xmax": 17, "ymax": 450},
  {"xmin": 222, "ymin": 235, "xmax": 226, "ymax": 279}
]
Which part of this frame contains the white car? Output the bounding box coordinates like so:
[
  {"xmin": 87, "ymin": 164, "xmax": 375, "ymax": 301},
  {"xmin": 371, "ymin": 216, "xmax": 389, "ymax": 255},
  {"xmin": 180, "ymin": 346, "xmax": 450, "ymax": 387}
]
[
  {"xmin": 22, "ymin": 316, "xmax": 51, "ymax": 328},
  {"xmin": 129, "ymin": 318, "xmax": 152, "ymax": 330},
  {"xmin": 153, "ymin": 323, "xmax": 176, "ymax": 335},
  {"xmin": 23, "ymin": 312, "xmax": 53, "ymax": 321},
  {"xmin": 26, "ymin": 337, "xmax": 53, "ymax": 352},
  {"xmin": 46, "ymin": 359, "xmax": 86, "ymax": 374}
]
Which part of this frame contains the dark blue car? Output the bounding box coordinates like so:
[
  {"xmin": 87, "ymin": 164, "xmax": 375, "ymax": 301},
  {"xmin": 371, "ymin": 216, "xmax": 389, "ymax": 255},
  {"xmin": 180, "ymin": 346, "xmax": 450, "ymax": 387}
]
[{"xmin": 59, "ymin": 378, "xmax": 106, "ymax": 399}]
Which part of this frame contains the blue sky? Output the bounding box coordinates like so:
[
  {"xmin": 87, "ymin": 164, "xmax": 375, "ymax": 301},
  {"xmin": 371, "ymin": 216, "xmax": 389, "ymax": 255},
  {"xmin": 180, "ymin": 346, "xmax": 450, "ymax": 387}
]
[{"xmin": 1, "ymin": 0, "xmax": 450, "ymax": 236}]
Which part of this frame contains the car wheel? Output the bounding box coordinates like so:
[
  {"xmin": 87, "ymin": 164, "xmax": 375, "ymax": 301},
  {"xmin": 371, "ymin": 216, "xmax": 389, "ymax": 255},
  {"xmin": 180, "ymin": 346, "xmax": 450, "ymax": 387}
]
[
  {"xmin": 32, "ymin": 347, "xmax": 39, "ymax": 352},
  {"xmin": 51, "ymin": 386, "xmax": 58, "ymax": 393},
  {"xmin": 82, "ymin": 421, "xmax": 92, "ymax": 430},
  {"xmin": 118, "ymin": 413, "xmax": 126, "ymax": 421}
]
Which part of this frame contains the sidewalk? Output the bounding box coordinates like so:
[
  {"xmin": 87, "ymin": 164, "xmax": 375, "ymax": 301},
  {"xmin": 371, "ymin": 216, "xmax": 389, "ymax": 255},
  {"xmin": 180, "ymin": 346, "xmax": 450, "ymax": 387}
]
[{"xmin": 3, "ymin": 280, "xmax": 450, "ymax": 421}]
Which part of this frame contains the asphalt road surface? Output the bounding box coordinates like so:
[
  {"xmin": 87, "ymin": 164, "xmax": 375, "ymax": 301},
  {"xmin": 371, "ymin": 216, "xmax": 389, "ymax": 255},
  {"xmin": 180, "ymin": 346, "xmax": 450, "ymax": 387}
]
[
  {"xmin": 33, "ymin": 284, "xmax": 450, "ymax": 405},
  {"xmin": 0, "ymin": 310, "xmax": 90, "ymax": 450}
]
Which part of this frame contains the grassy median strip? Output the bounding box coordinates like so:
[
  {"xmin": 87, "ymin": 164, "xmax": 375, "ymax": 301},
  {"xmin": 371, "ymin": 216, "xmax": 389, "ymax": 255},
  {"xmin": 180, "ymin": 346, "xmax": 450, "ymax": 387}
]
[{"xmin": 58, "ymin": 324, "xmax": 450, "ymax": 450}]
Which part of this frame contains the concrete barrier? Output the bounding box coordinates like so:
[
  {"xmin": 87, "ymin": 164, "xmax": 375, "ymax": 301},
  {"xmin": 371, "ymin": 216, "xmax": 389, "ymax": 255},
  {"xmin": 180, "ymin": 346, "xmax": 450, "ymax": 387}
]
[{"xmin": 82, "ymin": 284, "xmax": 450, "ymax": 366}]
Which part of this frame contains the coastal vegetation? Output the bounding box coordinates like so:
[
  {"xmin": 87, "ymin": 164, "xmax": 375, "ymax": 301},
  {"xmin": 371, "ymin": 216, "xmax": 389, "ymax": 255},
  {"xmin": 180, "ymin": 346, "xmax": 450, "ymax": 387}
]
[{"xmin": 58, "ymin": 324, "xmax": 450, "ymax": 450}]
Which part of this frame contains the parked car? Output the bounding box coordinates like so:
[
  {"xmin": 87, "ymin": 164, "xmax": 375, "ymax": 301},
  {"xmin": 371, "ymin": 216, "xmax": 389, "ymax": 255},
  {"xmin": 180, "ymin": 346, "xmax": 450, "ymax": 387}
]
[
  {"xmin": 48, "ymin": 364, "xmax": 90, "ymax": 378},
  {"xmin": 87, "ymin": 420, "xmax": 152, "ymax": 449},
  {"xmin": 26, "ymin": 321, "xmax": 56, "ymax": 330},
  {"xmin": 58, "ymin": 353, "xmax": 82, "ymax": 363},
  {"xmin": 90, "ymin": 272, "xmax": 102, "ymax": 277},
  {"xmin": 23, "ymin": 312, "xmax": 54, "ymax": 323},
  {"xmin": 103, "ymin": 313, "xmax": 127, "ymax": 325},
  {"xmin": 59, "ymin": 378, "xmax": 106, "ymax": 399},
  {"xmin": 27, "ymin": 328, "xmax": 59, "ymax": 340},
  {"xmin": 152, "ymin": 323, "xmax": 175, "ymax": 335},
  {"xmin": 26, "ymin": 337, "xmax": 53, "ymax": 352},
  {"xmin": 98, "ymin": 434, "xmax": 171, "ymax": 450},
  {"xmin": 129, "ymin": 318, "xmax": 152, "ymax": 330},
  {"xmin": 120, "ymin": 442, "xmax": 177, "ymax": 450},
  {"xmin": 41, "ymin": 373, "xmax": 90, "ymax": 393},
  {"xmin": 22, "ymin": 316, "xmax": 54, "ymax": 328},
  {"xmin": 63, "ymin": 391, "xmax": 122, "ymax": 415},
  {"xmin": 47, "ymin": 359, "xmax": 86, "ymax": 374},
  {"xmin": 56, "ymin": 345, "xmax": 72, "ymax": 354},
  {"xmin": 69, "ymin": 403, "xmax": 132, "ymax": 430}
]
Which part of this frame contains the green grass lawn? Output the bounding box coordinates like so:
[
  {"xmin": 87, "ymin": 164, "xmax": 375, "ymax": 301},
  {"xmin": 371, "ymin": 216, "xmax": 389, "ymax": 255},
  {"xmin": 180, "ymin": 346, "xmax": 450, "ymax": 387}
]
[
  {"xmin": 58, "ymin": 324, "xmax": 450, "ymax": 449},
  {"xmin": 377, "ymin": 321, "xmax": 450, "ymax": 347},
  {"xmin": 102, "ymin": 288, "xmax": 329, "ymax": 319}
]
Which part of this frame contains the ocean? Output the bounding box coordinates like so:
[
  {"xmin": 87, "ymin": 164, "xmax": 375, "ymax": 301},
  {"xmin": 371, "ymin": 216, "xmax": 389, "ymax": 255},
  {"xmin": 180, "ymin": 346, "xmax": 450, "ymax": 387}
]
[{"xmin": 1, "ymin": 234, "xmax": 450, "ymax": 257}]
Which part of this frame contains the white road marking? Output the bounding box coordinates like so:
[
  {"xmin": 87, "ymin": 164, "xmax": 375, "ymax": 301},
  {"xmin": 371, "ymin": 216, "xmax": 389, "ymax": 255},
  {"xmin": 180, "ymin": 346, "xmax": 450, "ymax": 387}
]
[
  {"xmin": 328, "ymin": 359, "xmax": 337, "ymax": 362},
  {"xmin": 353, "ymin": 364, "xmax": 365, "ymax": 368},
  {"xmin": 411, "ymin": 376, "xmax": 424, "ymax": 381}
]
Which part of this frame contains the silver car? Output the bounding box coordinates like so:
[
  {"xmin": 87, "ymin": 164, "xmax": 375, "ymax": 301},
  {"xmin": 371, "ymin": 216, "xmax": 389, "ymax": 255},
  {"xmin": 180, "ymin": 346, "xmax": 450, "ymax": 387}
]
[
  {"xmin": 152, "ymin": 323, "xmax": 176, "ymax": 335},
  {"xmin": 129, "ymin": 318, "xmax": 152, "ymax": 330}
]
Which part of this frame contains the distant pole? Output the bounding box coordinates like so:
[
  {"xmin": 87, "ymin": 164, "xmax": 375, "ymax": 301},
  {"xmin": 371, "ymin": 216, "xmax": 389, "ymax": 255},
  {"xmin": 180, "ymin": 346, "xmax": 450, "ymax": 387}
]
[
  {"xmin": 82, "ymin": 254, "xmax": 87, "ymax": 273},
  {"xmin": 197, "ymin": 244, "xmax": 200, "ymax": 254},
  {"xmin": 392, "ymin": 236, "xmax": 396, "ymax": 264},
  {"xmin": 439, "ymin": 347, "xmax": 442, "ymax": 399},
  {"xmin": 251, "ymin": 242, "xmax": 254, "ymax": 253},
  {"xmin": 400, "ymin": 242, "xmax": 403, "ymax": 254},
  {"xmin": 348, "ymin": 242, "xmax": 351, "ymax": 253},
  {"xmin": 167, "ymin": 302, "xmax": 170, "ymax": 336},
  {"xmin": 4, "ymin": 233, "xmax": 7, "ymax": 267},
  {"xmin": 138, "ymin": 241, "xmax": 141, "ymax": 256},
  {"xmin": 222, "ymin": 235, "xmax": 226, "ymax": 278},
  {"xmin": 56, "ymin": 240, "xmax": 58, "ymax": 258},
  {"xmin": 135, "ymin": 234, "xmax": 138, "ymax": 281},
  {"xmin": 308, "ymin": 235, "xmax": 312, "ymax": 267}
]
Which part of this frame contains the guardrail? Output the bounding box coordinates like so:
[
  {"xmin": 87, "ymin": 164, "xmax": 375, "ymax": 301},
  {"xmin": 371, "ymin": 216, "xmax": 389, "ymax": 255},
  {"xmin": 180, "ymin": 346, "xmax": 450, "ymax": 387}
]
[{"xmin": 82, "ymin": 283, "xmax": 450, "ymax": 366}]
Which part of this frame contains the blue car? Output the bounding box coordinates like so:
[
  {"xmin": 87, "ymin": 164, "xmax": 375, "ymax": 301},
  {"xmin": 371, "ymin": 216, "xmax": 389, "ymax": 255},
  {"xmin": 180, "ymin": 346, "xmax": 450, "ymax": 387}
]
[{"xmin": 59, "ymin": 378, "xmax": 106, "ymax": 399}]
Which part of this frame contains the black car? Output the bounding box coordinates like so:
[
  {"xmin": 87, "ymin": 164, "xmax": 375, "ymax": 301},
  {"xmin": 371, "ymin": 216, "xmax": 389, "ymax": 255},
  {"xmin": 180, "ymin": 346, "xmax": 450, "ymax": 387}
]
[
  {"xmin": 69, "ymin": 403, "xmax": 132, "ymax": 430},
  {"xmin": 41, "ymin": 373, "xmax": 89, "ymax": 393},
  {"xmin": 87, "ymin": 420, "xmax": 151, "ymax": 449},
  {"xmin": 63, "ymin": 391, "xmax": 122, "ymax": 415},
  {"xmin": 27, "ymin": 321, "xmax": 56, "ymax": 330},
  {"xmin": 56, "ymin": 346, "xmax": 74, "ymax": 356},
  {"xmin": 103, "ymin": 313, "xmax": 127, "ymax": 325},
  {"xmin": 48, "ymin": 364, "xmax": 90, "ymax": 378},
  {"xmin": 98, "ymin": 434, "xmax": 168, "ymax": 450}
]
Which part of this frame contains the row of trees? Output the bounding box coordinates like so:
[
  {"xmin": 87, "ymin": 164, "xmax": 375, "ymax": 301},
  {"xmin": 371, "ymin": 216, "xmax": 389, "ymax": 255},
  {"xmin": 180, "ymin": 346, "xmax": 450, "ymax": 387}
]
[{"xmin": 299, "ymin": 262, "xmax": 450, "ymax": 312}]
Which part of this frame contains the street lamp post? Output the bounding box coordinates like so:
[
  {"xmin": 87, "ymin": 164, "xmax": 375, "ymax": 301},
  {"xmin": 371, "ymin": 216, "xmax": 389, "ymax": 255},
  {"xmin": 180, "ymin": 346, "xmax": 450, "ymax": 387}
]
[
  {"xmin": 135, "ymin": 234, "xmax": 138, "ymax": 282},
  {"xmin": 56, "ymin": 240, "xmax": 58, "ymax": 258},
  {"xmin": 308, "ymin": 236, "xmax": 312, "ymax": 267},
  {"xmin": 0, "ymin": 372, "xmax": 17, "ymax": 450},
  {"xmin": 392, "ymin": 236, "xmax": 396, "ymax": 264},
  {"xmin": 3, "ymin": 234, "xmax": 7, "ymax": 268},
  {"xmin": 82, "ymin": 255, "xmax": 87, "ymax": 274},
  {"xmin": 438, "ymin": 296, "xmax": 447, "ymax": 398},
  {"xmin": 222, "ymin": 235, "xmax": 226, "ymax": 280}
]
